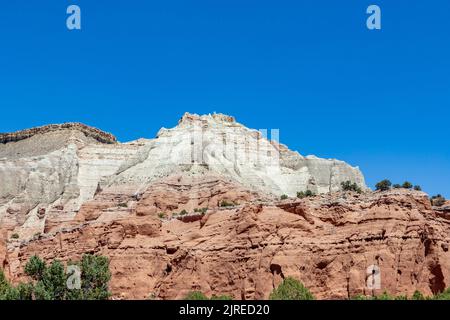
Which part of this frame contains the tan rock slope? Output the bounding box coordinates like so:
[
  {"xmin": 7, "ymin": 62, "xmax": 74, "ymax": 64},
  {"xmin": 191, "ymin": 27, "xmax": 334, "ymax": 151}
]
[{"xmin": 1, "ymin": 113, "xmax": 449, "ymax": 299}]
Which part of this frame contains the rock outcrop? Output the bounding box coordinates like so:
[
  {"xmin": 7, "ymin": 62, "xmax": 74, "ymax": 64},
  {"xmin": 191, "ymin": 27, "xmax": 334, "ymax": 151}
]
[
  {"xmin": 3, "ymin": 188, "xmax": 449, "ymax": 300},
  {"xmin": 0, "ymin": 113, "xmax": 365, "ymax": 240},
  {"xmin": 0, "ymin": 123, "xmax": 117, "ymax": 145},
  {"xmin": 2, "ymin": 113, "xmax": 448, "ymax": 300}
]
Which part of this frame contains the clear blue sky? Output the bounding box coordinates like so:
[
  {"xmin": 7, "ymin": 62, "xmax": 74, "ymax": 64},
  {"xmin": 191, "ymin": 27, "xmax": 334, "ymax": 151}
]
[{"xmin": 0, "ymin": 1, "xmax": 449, "ymax": 197}]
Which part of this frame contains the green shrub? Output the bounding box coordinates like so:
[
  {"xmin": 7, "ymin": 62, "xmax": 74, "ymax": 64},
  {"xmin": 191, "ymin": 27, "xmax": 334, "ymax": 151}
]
[
  {"xmin": 393, "ymin": 184, "xmax": 401, "ymax": 189},
  {"xmin": 341, "ymin": 181, "xmax": 362, "ymax": 193},
  {"xmin": 194, "ymin": 208, "xmax": 208, "ymax": 214},
  {"xmin": 2, "ymin": 254, "xmax": 111, "ymax": 300},
  {"xmin": 158, "ymin": 212, "xmax": 167, "ymax": 219},
  {"xmin": 179, "ymin": 209, "xmax": 188, "ymax": 215},
  {"xmin": 402, "ymin": 182, "xmax": 413, "ymax": 189},
  {"xmin": 350, "ymin": 289, "xmax": 446, "ymax": 300},
  {"xmin": 375, "ymin": 179, "xmax": 392, "ymax": 191},
  {"xmin": 280, "ymin": 194, "xmax": 288, "ymax": 200},
  {"xmin": 210, "ymin": 294, "xmax": 233, "ymax": 300},
  {"xmin": 351, "ymin": 294, "xmax": 370, "ymax": 300},
  {"xmin": 77, "ymin": 254, "xmax": 111, "ymax": 300},
  {"xmin": 25, "ymin": 255, "xmax": 46, "ymax": 281},
  {"xmin": 185, "ymin": 291, "xmax": 209, "ymax": 300},
  {"xmin": 184, "ymin": 291, "xmax": 233, "ymax": 300},
  {"xmin": 269, "ymin": 277, "xmax": 314, "ymax": 300},
  {"xmin": 412, "ymin": 290, "xmax": 425, "ymax": 300},
  {"xmin": 118, "ymin": 202, "xmax": 128, "ymax": 208},
  {"xmin": 413, "ymin": 185, "xmax": 422, "ymax": 191},
  {"xmin": 433, "ymin": 288, "xmax": 450, "ymax": 300},
  {"xmin": 373, "ymin": 291, "xmax": 395, "ymax": 300},
  {"xmin": 11, "ymin": 233, "xmax": 19, "ymax": 239},
  {"xmin": 297, "ymin": 190, "xmax": 315, "ymax": 199}
]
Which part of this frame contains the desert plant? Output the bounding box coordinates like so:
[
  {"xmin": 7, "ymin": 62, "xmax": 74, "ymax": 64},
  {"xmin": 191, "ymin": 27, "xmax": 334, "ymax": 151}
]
[
  {"xmin": 402, "ymin": 181, "xmax": 413, "ymax": 189},
  {"xmin": 280, "ymin": 194, "xmax": 288, "ymax": 200},
  {"xmin": 194, "ymin": 208, "xmax": 208, "ymax": 214},
  {"xmin": 393, "ymin": 184, "xmax": 402, "ymax": 189},
  {"xmin": 25, "ymin": 255, "xmax": 46, "ymax": 281},
  {"xmin": 375, "ymin": 179, "xmax": 392, "ymax": 191},
  {"xmin": 433, "ymin": 288, "xmax": 450, "ymax": 300},
  {"xmin": 297, "ymin": 190, "xmax": 315, "ymax": 199},
  {"xmin": 413, "ymin": 185, "xmax": 422, "ymax": 191},
  {"xmin": 373, "ymin": 291, "xmax": 396, "ymax": 300},
  {"xmin": 179, "ymin": 209, "xmax": 188, "ymax": 215},
  {"xmin": 412, "ymin": 290, "xmax": 425, "ymax": 300},
  {"xmin": 4, "ymin": 254, "xmax": 112, "ymax": 300},
  {"xmin": 184, "ymin": 291, "xmax": 233, "ymax": 300},
  {"xmin": 118, "ymin": 202, "xmax": 128, "ymax": 208},
  {"xmin": 184, "ymin": 291, "xmax": 209, "ymax": 300},
  {"xmin": 210, "ymin": 294, "xmax": 233, "ymax": 300},
  {"xmin": 351, "ymin": 294, "xmax": 370, "ymax": 300},
  {"xmin": 158, "ymin": 212, "xmax": 167, "ymax": 219},
  {"xmin": 341, "ymin": 181, "xmax": 362, "ymax": 193},
  {"xmin": 269, "ymin": 277, "xmax": 314, "ymax": 300},
  {"xmin": 11, "ymin": 233, "xmax": 19, "ymax": 239}
]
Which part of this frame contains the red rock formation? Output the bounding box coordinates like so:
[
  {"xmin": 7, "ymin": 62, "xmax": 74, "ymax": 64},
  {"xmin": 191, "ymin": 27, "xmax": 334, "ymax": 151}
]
[
  {"xmin": 4, "ymin": 188, "xmax": 450, "ymax": 300},
  {"xmin": 0, "ymin": 123, "xmax": 117, "ymax": 144}
]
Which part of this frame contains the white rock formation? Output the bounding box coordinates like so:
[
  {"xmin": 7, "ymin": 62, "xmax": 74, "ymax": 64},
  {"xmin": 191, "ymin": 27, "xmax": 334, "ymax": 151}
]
[{"xmin": 0, "ymin": 113, "xmax": 366, "ymax": 238}]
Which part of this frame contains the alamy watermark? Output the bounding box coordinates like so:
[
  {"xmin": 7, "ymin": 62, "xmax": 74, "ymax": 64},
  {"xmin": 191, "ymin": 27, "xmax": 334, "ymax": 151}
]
[
  {"xmin": 366, "ymin": 264, "xmax": 381, "ymax": 290},
  {"xmin": 162, "ymin": 124, "xmax": 281, "ymax": 168},
  {"xmin": 66, "ymin": 265, "xmax": 81, "ymax": 290},
  {"xmin": 65, "ymin": 5, "xmax": 381, "ymax": 31},
  {"xmin": 367, "ymin": 5, "xmax": 381, "ymax": 30},
  {"xmin": 66, "ymin": 5, "xmax": 81, "ymax": 30}
]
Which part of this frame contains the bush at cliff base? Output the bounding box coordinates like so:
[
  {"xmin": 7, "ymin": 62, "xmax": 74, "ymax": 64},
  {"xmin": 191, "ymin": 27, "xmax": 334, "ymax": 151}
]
[
  {"xmin": 0, "ymin": 254, "xmax": 111, "ymax": 300},
  {"xmin": 269, "ymin": 277, "xmax": 315, "ymax": 300}
]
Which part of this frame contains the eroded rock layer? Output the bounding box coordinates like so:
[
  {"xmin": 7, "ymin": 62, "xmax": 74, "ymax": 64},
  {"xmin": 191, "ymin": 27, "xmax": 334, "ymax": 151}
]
[
  {"xmin": 1, "ymin": 113, "xmax": 447, "ymax": 300},
  {"xmin": 1, "ymin": 188, "xmax": 449, "ymax": 300}
]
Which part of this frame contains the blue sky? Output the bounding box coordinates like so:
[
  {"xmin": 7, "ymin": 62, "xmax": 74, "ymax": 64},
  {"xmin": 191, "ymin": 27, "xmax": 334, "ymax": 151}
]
[{"xmin": 0, "ymin": 1, "xmax": 449, "ymax": 197}]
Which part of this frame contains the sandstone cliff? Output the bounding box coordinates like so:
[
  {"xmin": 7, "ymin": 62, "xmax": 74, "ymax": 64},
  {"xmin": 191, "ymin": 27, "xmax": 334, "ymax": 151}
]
[
  {"xmin": 2, "ymin": 113, "xmax": 447, "ymax": 300},
  {"xmin": 0, "ymin": 113, "xmax": 365, "ymax": 240}
]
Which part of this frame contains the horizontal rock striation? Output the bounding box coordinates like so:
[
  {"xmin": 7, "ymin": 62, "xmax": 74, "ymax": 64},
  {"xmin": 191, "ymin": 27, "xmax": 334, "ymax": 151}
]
[
  {"xmin": 4, "ymin": 113, "xmax": 436, "ymax": 300},
  {"xmin": 2, "ymin": 189, "xmax": 449, "ymax": 300},
  {"xmin": 0, "ymin": 123, "xmax": 117, "ymax": 145}
]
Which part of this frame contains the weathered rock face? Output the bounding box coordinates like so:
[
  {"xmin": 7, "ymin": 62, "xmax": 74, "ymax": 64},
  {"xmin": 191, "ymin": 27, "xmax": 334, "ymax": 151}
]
[
  {"xmin": 0, "ymin": 113, "xmax": 365, "ymax": 240},
  {"xmin": 3, "ymin": 113, "xmax": 448, "ymax": 300},
  {"xmin": 2, "ymin": 189, "xmax": 449, "ymax": 300}
]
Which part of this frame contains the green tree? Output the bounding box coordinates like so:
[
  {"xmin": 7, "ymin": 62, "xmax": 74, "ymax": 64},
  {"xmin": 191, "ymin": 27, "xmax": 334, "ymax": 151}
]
[
  {"xmin": 375, "ymin": 179, "xmax": 392, "ymax": 191},
  {"xmin": 297, "ymin": 190, "xmax": 315, "ymax": 199},
  {"xmin": 78, "ymin": 254, "xmax": 111, "ymax": 300},
  {"xmin": 402, "ymin": 181, "xmax": 413, "ymax": 189},
  {"xmin": 24, "ymin": 255, "xmax": 46, "ymax": 281},
  {"xmin": 341, "ymin": 181, "xmax": 362, "ymax": 193},
  {"xmin": 413, "ymin": 185, "xmax": 422, "ymax": 191},
  {"xmin": 269, "ymin": 277, "xmax": 315, "ymax": 300},
  {"xmin": 2, "ymin": 254, "xmax": 111, "ymax": 300},
  {"xmin": 42, "ymin": 260, "xmax": 66, "ymax": 300},
  {"xmin": 0, "ymin": 270, "xmax": 12, "ymax": 299}
]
